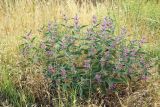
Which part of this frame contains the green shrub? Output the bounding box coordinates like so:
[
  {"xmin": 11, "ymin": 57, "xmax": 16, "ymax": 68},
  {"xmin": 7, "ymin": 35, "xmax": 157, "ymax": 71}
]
[{"xmin": 19, "ymin": 15, "xmax": 151, "ymax": 104}]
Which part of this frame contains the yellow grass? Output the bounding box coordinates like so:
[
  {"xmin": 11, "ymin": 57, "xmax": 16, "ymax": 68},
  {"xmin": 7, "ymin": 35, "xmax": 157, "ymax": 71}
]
[{"xmin": 0, "ymin": 0, "xmax": 159, "ymax": 51}]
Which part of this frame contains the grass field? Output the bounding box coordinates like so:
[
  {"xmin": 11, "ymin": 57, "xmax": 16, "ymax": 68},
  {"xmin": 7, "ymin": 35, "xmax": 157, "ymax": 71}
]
[{"xmin": 0, "ymin": 0, "xmax": 160, "ymax": 106}]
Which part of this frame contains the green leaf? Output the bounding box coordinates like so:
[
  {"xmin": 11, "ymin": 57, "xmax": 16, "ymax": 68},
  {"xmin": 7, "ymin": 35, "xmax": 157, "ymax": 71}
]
[
  {"xmin": 75, "ymin": 67, "xmax": 84, "ymax": 69},
  {"xmin": 110, "ymin": 78, "xmax": 123, "ymax": 84},
  {"xmin": 31, "ymin": 37, "xmax": 36, "ymax": 43},
  {"xmin": 120, "ymin": 76, "xmax": 128, "ymax": 84},
  {"xmin": 80, "ymin": 25, "xmax": 88, "ymax": 29}
]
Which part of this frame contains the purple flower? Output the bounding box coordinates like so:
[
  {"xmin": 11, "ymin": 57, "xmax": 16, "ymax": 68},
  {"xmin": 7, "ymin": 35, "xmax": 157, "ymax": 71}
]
[
  {"xmin": 140, "ymin": 57, "xmax": 145, "ymax": 64},
  {"xmin": 92, "ymin": 15, "xmax": 97, "ymax": 25},
  {"xmin": 40, "ymin": 42, "xmax": 46, "ymax": 49},
  {"xmin": 115, "ymin": 37, "xmax": 120, "ymax": 44},
  {"xmin": 101, "ymin": 17, "xmax": 107, "ymax": 31},
  {"xmin": 109, "ymin": 83, "xmax": 116, "ymax": 90},
  {"xmin": 61, "ymin": 40, "xmax": 66, "ymax": 49},
  {"xmin": 46, "ymin": 50, "xmax": 53, "ymax": 56},
  {"xmin": 48, "ymin": 66, "xmax": 56, "ymax": 74},
  {"xmin": 84, "ymin": 59, "xmax": 91, "ymax": 69},
  {"xmin": 101, "ymin": 17, "xmax": 113, "ymax": 32},
  {"xmin": 123, "ymin": 48, "xmax": 129, "ymax": 57},
  {"xmin": 74, "ymin": 14, "xmax": 79, "ymax": 20},
  {"xmin": 116, "ymin": 63, "xmax": 125, "ymax": 70},
  {"xmin": 139, "ymin": 37, "xmax": 147, "ymax": 48},
  {"xmin": 61, "ymin": 69, "xmax": 66, "ymax": 77},
  {"xmin": 140, "ymin": 37, "xmax": 146, "ymax": 44},
  {"xmin": 120, "ymin": 27, "xmax": 127, "ymax": 36},
  {"xmin": 95, "ymin": 74, "xmax": 101, "ymax": 83},
  {"xmin": 24, "ymin": 30, "xmax": 32, "ymax": 40},
  {"xmin": 74, "ymin": 14, "xmax": 79, "ymax": 29},
  {"xmin": 110, "ymin": 42, "xmax": 116, "ymax": 48},
  {"xmin": 141, "ymin": 75, "xmax": 148, "ymax": 81}
]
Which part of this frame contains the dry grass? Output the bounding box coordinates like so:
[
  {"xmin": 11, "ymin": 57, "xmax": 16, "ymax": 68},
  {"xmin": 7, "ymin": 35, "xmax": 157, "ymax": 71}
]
[{"xmin": 122, "ymin": 66, "xmax": 160, "ymax": 107}]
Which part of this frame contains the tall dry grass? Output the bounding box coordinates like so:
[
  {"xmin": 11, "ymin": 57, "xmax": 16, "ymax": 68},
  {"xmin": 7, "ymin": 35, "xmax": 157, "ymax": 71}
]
[{"xmin": 0, "ymin": 0, "xmax": 159, "ymax": 50}]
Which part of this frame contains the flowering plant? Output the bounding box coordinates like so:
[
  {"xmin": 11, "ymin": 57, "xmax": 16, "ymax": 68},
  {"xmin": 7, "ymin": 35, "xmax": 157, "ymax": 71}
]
[{"xmin": 20, "ymin": 15, "xmax": 150, "ymax": 100}]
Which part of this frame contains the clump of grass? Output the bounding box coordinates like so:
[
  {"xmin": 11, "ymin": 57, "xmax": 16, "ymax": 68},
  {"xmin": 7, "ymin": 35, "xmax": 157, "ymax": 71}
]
[{"xmin": 0, "ymin": 65, "xmax": 35, "ymax": 107}]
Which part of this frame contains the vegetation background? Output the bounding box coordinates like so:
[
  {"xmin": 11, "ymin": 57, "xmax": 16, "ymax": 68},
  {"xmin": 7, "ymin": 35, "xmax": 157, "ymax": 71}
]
[{"xmin": 0, "ymin": 0, "xmax": 160, "ymax": 106}]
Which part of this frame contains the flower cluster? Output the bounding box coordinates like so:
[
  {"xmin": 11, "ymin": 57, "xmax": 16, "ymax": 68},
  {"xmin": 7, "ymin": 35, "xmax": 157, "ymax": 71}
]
[
  {"xmin": 74, "ymin": 14, "xmax": 79, "ymax": 30},
  {"xmin": 101, "ymin": 17, "xmax": 114, "ymax": 32}
]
